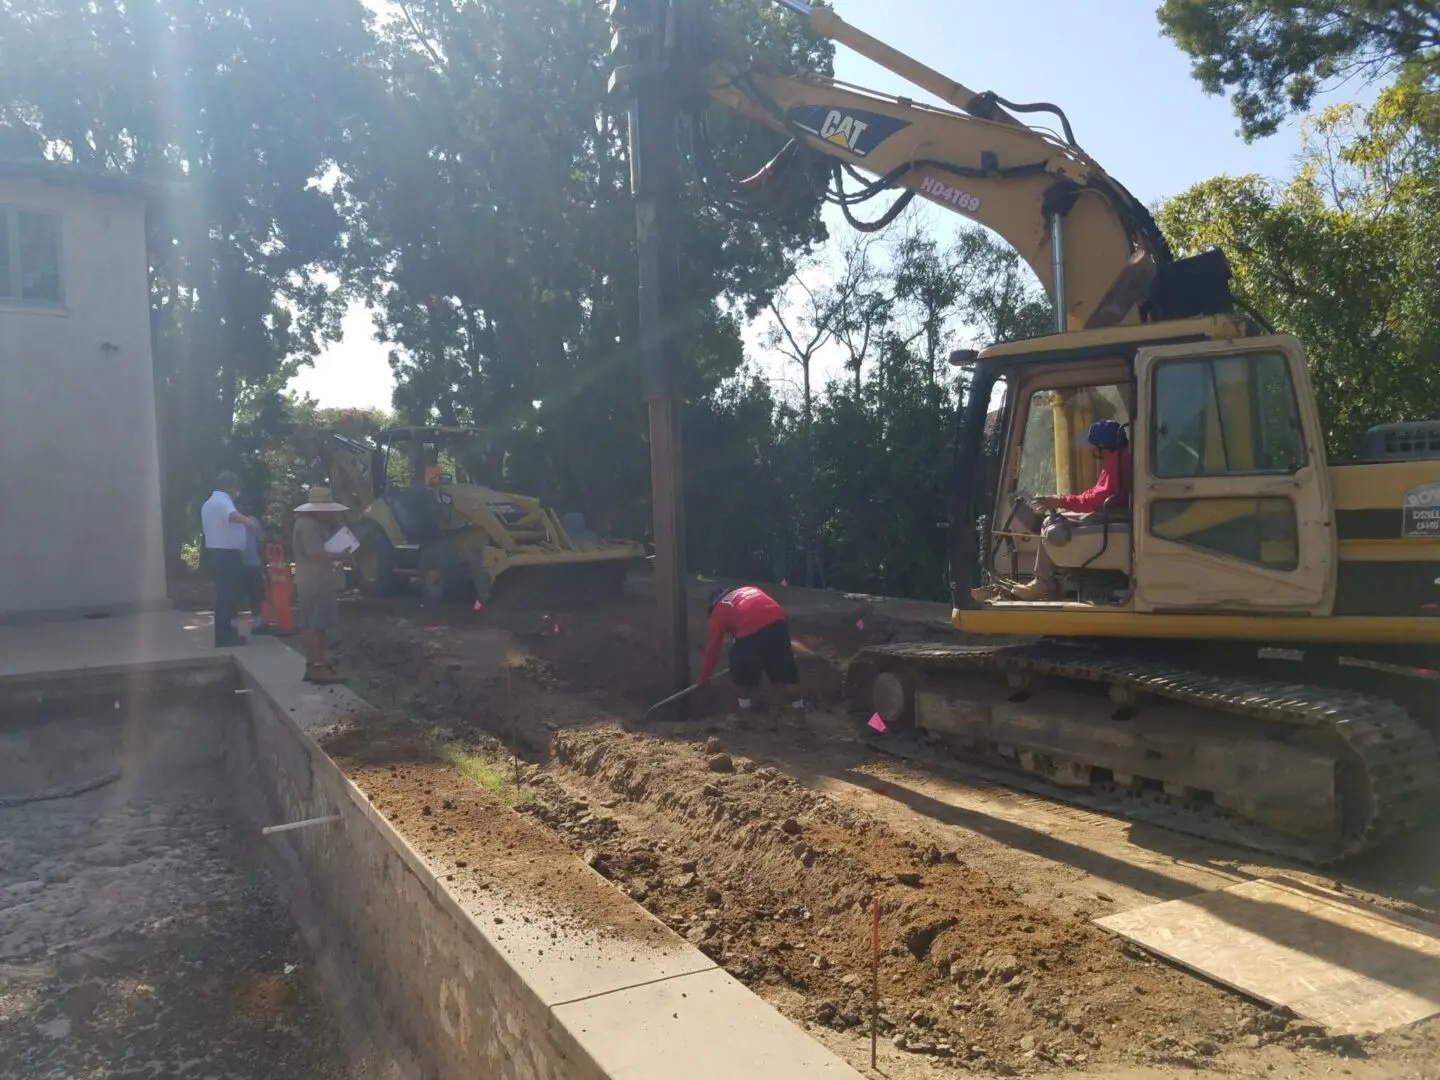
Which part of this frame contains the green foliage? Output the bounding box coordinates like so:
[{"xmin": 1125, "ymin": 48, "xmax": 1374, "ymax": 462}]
[
  {"xmin": 695, "ymin": 223, "xmax": 1051, "ymax": 598},
  {"xmin": 439, "ymin": 741, "xmax": 533, "ymax": 807},
  {"xmin": 230, "ymin": 395, "xmax": 395, "ymax": 541},
  {"xmin": 333, "ymin": 0, "xmax": 832, "ymax": 541},
  {"xmin": 1157, "ymin": 0, "xmax": 1440, "ymax": 140},
  {"xmin": 1158, "ymin": 87, "xmax": 1440, "ymax": 454}
]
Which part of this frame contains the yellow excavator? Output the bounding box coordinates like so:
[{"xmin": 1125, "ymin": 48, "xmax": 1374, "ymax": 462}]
[{"xmin": 613, "ymin": 0, "xmax": 1440, "ymax": 862}]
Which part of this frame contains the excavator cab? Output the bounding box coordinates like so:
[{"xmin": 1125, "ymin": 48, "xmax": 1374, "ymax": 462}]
[{"xmin": 955, "ymin": 321, "xmax": 1338, "ymax": 621}]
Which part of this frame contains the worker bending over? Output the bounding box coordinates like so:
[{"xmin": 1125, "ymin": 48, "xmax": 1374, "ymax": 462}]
[
  {"xmin": 699, "ymin": 586, "xmax": 804, "ymax": 711},
  {"xmin": 1008, "ymin": 419, "xmax": 1131, "ymax": 601}
]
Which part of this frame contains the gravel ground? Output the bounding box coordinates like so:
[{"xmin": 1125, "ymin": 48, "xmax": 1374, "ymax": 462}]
[{"xmin": 0, "ymin": 701, "xmax": 356, "ymax": 1080}]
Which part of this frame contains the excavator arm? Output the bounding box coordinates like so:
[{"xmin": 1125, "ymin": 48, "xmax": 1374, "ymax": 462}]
[{"xmin": 611, "ymin": 0, "xmax": 1231, "ymax": 330}]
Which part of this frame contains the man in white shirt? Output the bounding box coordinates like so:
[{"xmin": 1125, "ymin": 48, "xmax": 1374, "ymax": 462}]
[{"xmin": 200, "ymin": 471, "xmax": 259, "ymax": 647}]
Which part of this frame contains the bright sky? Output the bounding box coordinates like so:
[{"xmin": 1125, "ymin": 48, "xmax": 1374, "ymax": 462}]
[{"xmin": 289, "ymin": 0, "xmax": 1362, "ymax": 411}]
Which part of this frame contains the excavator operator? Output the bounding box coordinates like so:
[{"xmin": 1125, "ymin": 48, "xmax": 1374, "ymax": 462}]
[{"xmin": 1006, "ymin": 419, "xmax": 1130, "ymax": 601}]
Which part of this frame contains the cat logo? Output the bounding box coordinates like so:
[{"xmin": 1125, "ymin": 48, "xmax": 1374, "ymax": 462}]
[{"xmin": 785, "ymin": 105, "xmax": 911, "ymax": 159}]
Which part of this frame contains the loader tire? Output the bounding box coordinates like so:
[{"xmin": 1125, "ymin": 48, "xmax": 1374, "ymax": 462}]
[
  {"xmin": 353, "ymin": 521, "xmax": 399, "ymax": 597},
  {"xmin": 418, "ymin": 542, "xmax": 469, "ymax": 605}
]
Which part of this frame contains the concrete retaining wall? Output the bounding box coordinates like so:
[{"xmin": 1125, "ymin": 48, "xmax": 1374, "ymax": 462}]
[{"xmin": 231, "ymin": 687, "xmax": 582, "ymax": 1080}]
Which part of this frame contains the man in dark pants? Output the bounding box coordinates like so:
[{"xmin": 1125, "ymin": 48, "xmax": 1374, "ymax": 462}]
[
  {"xmin": 200, "ymin": 472, "xmax": 259, "ymax": 648},
  {"xmin": 237, "ymin": 498, "xmax": 272, "ymax": 636},
  {"xmin": 699, "ymin": 585, "xmax": 805, "ymax": 711}
]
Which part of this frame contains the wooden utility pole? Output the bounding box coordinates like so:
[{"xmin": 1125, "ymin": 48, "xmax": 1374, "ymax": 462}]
[{"xmin": 610, "ymin": 0, "xmax": 691, "ymax": 695}]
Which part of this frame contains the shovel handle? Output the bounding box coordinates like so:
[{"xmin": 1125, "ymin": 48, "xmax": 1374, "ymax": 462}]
[{"xmin": 645, "ymin": 668, "xmax": 728, "ymax": 720}]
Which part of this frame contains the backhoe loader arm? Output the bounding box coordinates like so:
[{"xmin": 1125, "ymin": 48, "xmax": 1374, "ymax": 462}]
[{"xmin": 611, "ymin": 0, "xmax": 1231, "ymax": 330}]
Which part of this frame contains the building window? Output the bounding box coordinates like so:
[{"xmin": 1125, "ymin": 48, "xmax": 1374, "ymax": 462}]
[{"xmin": 0, "ymin": 206, "xmax": 63, "ymax": 304}]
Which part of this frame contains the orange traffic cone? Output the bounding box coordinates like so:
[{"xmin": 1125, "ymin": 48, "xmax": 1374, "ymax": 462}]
[{"xmin": 265, "ymin": 542, "xmax": 295, "ymax": 635}]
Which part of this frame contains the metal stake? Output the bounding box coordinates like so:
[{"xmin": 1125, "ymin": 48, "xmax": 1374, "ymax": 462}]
[
  {"xmin": 508, "ymin": 664, "xmax": 520, "ymax": 788},
  {"xmin": 263, "ymin": 814, "xmax": 341, "ymax": 836},
  {"xmin": 871, "ymin": 894, "xmax": 880, "ymax": 1070}
]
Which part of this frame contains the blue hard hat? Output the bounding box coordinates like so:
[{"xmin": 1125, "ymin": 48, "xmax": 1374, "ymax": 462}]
[{"xmin": 1082, "ymin": 419, "xmax": 1128, "ymax": 451}]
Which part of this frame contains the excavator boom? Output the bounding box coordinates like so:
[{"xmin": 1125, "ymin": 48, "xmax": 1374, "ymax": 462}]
[
  {"xmin": 608, "ymin": 0, "xmax": 1227, "ymax": 330},
  {"xmin": 702, "ymin": 66, "xmax": 1159, "ymax": 330}
]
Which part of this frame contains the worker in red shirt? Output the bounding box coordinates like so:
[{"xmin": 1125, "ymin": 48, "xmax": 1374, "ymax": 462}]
[
  {"xmin": 1009, "ymin": 419, "xmax": 1131, "ymax": 601},
  {"xmin": 699, "ymin": 585, "xmax": 804, "ymax": 711}
]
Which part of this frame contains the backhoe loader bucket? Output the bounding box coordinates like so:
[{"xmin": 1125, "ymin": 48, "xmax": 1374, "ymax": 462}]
[{"xmin": 478, "ymin": 555, "xmax": 635, "ymax": 610}]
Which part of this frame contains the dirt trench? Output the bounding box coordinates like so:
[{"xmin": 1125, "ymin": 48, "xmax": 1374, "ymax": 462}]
[{"xmin": 312, "ymin": 592, "xmax": 1440, "ymax": 1079}]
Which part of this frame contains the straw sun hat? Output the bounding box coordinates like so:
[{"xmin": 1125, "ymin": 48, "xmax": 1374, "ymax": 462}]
[{"xmin": 294, "ymin": 485, "xmax": 349, "ymax": 513}]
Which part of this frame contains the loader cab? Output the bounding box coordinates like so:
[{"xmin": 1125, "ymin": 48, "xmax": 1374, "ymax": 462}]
[
  {"xmin": 950, "ymin": 319, "xmax": 1337, "ymax": 620},
  {"xmin": 372, "ymin": 427, "xmax": 498, "ymax": 544}
]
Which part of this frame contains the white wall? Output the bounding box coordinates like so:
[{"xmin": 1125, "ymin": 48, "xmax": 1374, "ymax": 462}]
[{"xmin": 0, "ymin": 175, "xmax": 167, "ymax": 617}]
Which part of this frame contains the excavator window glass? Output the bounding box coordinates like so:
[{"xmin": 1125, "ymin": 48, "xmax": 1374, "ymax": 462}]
[
  {"xmin": 1151, "ymin": 497, "xmax": 1299, "ymax": 570},
  {"xmin": 1013, "ymin": 383, "xmax": 1130, "ymax": 499},
  {"xmin": 1151, "ymin": 351, "xmax": 1306, "ymax": 478}
]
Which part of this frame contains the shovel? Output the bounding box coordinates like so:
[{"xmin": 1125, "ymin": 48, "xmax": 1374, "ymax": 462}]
[{"xmin": 644, "ymin": 668, "xmax": 727, "ymax": 724}]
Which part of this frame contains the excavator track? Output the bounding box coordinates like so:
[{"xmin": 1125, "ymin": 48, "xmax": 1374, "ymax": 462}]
[{"xmin": 846, "ymin": 642, "xmax": 1440, "ymax": 865}]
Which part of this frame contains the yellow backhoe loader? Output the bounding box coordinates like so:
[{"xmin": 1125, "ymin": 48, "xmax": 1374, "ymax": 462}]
[
  {"xmin": 612, "ymin": 0, "xmax": 1440, "ymax": 861},
  {"xmin": 326, "ymin": 426, "xmax": 646, "ymax": 606}
]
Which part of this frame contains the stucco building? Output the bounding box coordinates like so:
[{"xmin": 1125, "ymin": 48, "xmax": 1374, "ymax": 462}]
[{"xmin": 0, "ymin": 160, "xmax": 167, "ymax": 618}]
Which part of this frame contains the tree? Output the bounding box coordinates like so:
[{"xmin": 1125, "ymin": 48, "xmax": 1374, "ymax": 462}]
[
  {"xmin": 1158, "ymin": 86, "xmax": 1440, "ymax": 453},
  {"xmin": 826, "ymin": 234, "xmax": 889, "ymax": 396},
  {"xmin": 335, "ymin": 0, "xmax": 833, "ymax": 541},
  {"xmin": 1157, "ymin": 0, "xmax": 1440, "ymax": 139},
  {"xmin": 888, "ymin": 227, "xmax": 964, "ymax": 386}
]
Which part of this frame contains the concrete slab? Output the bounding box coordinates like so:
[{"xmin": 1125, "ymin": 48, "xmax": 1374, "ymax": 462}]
[
  {"xmin": 437, "ymin": 885, "xmax": 719, "ymax": 1008},
  {"xmin": 552, "ymin": 965, "xmax": 859, "ymax": 1079},
  {"xmin": 1097, "ymin": 876, "xmax": 1440, "ymax": 1034},
  {"xmin": 0, "ymin": 609, "xmax": 217, "ymax": 679}
]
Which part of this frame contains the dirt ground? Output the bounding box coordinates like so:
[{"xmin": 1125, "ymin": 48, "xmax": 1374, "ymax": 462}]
[{"xmin": 299, "ymin": 585, "xmax": 1440, "ymax": 1080}]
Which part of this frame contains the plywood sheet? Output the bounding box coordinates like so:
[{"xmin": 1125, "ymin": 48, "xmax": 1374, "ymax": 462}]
[{"xmin": 1096, "ymin": 876, "xmax": 1440, "ymax": 1034}]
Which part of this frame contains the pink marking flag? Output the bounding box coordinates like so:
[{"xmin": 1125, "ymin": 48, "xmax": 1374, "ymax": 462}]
[
  {"xmin": 553, "ymin": 622, "xmax": 562, "ymax": 635},
  {"xmin": 856, "ymin": 618, "xmax": 865, "ymax": 631},
  {"xmin": 868, "ymin": 713, "xmax": 887, "ymax": 733},
  {"xmin": 781, "ymin": 578, "xmax": 788, "ymax": 587},
  {"xmin": 474, "ymin": 599, "xmax": 483, "ymax": 611}
]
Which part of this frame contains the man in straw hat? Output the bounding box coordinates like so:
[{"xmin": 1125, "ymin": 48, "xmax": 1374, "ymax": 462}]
[{"xmin": 293, "ymin": 485, "xmax": 351, "ymax": 684}]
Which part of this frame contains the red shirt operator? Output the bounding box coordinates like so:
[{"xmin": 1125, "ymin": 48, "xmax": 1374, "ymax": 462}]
[
  {"xmin": 1050, "ymin": 446, "xmax": 1130, "ymax": 514},
  {"xmin": 699, "ymin": 586, "xmax": 785, "ymax": 683}
]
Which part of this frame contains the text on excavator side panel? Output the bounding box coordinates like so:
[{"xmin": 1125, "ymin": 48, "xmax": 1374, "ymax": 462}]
[{"xmin": 920, "ymin": 175, "xmax": 981, "ymax": 214}]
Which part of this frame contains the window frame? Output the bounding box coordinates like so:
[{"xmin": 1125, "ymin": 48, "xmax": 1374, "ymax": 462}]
[
  {"xmin": 0, "ymin": 204, "xmax": 65, "ymax": 308},
  {"xmin": 1149, "ymin": 350, "xmax": 1308, "ymax": 480},
  {"xmin": 1002, "ymin": 366, "xmax": 1135, "ymax": 503}
]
